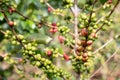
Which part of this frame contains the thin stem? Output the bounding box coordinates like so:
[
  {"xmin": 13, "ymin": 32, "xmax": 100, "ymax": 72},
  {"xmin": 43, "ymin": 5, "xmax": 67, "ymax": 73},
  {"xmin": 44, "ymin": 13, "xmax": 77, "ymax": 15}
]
[
  {"xmin": 0, "ymin": 30, "xmax": 6, "ymax": 34},
  {"xmin": 73, "ymin": 0, "xmax": 81, "ymax": 80},
  {"xmin": 93, "ymin": 38, "xmax": 113, "ymax": 54},
  {"xmin": 86, "ymin": 0, "xmax": 98, "ymax": 28},
  {"xmin": 93, "ymin": 34, "xmax": 120, "ymax": 54},
  {"xmin": 2, "ymin": 12, "xmax": 9, "ymax": 23},
  {"xmin": 44, "ymin": 0, "xmax": 64, "ymax": 16},
  {"xmin": 95, "ymin": 0, "xmax": 120, "ymax": 34},
  {"xmin": 11, "ymin": 28, "xmax": 26, "ymax": 49},
  {"xmin": 90, "ymin": 48, "xmax": 120, "ymax": 79},
  {"xmin": 44, "ymin": 0, "xmax": 55, "ymax": 10}
]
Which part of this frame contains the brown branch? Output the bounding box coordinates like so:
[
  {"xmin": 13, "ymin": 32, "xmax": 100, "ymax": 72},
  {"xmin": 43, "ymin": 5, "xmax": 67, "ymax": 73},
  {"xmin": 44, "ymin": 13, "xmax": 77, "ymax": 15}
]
[
  {"xmin": 90, "ymin": 48, "xmax": 120, "ymax": 79},
  {"xmin": 0, "ymin": 30, "xmax": 6, "ymax": 34},
  {"xmin": 86, "ymin": 0, "xmax": 98, "ymax": 28},
  {"xmin": 2, "ymin": 12, "xmax": 9, "ymax": 23},
  {"xmin": 73, "ymin": 0, "xmax": 79, "ymax": 57},
  {"xmin": 93, "ymin": 38, "xmax": 113, "ymax": 54},
  {"xmin": 93, "ymin": 34, "xmax": 120, "ymax": 54},
  {"xmin": 11, "ymin": 27, "xmax": 26, "ymax": 49},
  {"xmin": 15, "ymin": 10, "xmax": 39, "ymax": 23},
  {"xmin": 2, "ymin": 11, "xmax": 26, "ymax": 49},
  {"xmin": 95, "ymin": 0, "xmax": 120, "ymax": 34},
  {"xmin": 44, "ymin": 0, "xmax": 64, "ymax": 16}
]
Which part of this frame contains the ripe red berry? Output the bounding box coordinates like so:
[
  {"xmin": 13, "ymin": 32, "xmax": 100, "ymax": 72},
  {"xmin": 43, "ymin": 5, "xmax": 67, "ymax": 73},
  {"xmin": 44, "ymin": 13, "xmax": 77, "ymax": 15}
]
[
  {"xmin": 8, "ymin": 21, "xmax": 14, "ymax": 27},
  {"xmin": 81, "ymin": 40, "xmax": 86, "ymax": 45},
  {"xmin": 52, "ymin": 23, "xmax": 57, "ymax": 27},
  {"xmin": 77, "ymin": 46, "xmax": 84, "ymax": 52},
  {"xmin": 82, "ymin": 57, "xmax": 88, "ymax": 62},
  {"xmin": 82, "ymin": 53, "xmax": 88, "ymax": 58},
  {"xmin": 47, "ymin": 7, "xmax": 52, "ymax": 12},
  {"xmin": 87, "ymin": 40, "xmax": 93, "ymax": 46},
  {"xmin": 18, "ymin": 58, "xmax": 23, "ymax": 63},
  {"xmin": 80, "ymin": 28, "xmax": 88, "ymax": 36},
  {"xmin": 108, "ymin": 0, "xmax": 112, "ymax": 4},
  {"xmin": 53, "ymin": 28, "xmax": 58, "ymax": 32},
  {"xmin": 8, "ymin": 7, "xmax": 16, "ymax": 13},
  {"xmin": 91, "ymin": 33, "xmax": 97, "ymax": 38},
  {"xmin": 46, "ymin": 50, "xmax": 52, "ymax": 56},
  {"xmin": 63, "ymin": 53, "xmax": 70, "ymax": 61},
  {"xmin": 58, "ymin": 35, "xmax": 65, "ymax": 44},
  {"xmin": 49, "ymin": 28, "xmax": 57, "ymax": 34}
]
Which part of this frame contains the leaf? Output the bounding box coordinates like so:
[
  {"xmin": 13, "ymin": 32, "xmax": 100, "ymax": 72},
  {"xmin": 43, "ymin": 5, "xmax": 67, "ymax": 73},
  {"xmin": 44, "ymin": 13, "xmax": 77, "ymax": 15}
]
[
  {"xmin": 0, "ymin": 13, "xmax": 4, "ymax": 21},
  {"xmin": 100, "ymin": 0, "xmax": 108, "ymax": 4}
]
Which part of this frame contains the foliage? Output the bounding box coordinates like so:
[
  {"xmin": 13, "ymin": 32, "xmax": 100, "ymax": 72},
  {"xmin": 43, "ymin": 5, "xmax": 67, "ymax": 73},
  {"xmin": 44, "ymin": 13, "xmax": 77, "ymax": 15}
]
[{"xmin": 0, "ymin": 0, "xmax": 120, "ymax": 80}]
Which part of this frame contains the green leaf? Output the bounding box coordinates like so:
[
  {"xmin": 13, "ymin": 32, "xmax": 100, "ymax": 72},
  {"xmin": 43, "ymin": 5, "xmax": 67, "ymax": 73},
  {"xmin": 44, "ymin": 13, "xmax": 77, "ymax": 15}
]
[
  {"xmin": 0, "ymin": 13, "xmax": 4, "ymax": 21},
  {"xmin": 100, "ymin": 0, "xmax": 108, "ymax": 4}
]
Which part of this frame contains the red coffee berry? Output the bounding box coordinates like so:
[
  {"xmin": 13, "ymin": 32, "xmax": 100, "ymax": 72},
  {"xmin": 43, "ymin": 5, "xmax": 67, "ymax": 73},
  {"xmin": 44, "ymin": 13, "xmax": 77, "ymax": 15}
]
[
  {"xmin": 46, "ymin": 50, "xmax": 52, "ymax": 56},
  {"xmin": 81, "ymin": 40, "xmax": 86, "ymax": 45},
  {"xmin": 47, "ymin": 7, "xmax": 52, "ymax": 12},
  {"xmin": 49, "ymin": 28, "xmax": 58, "ymax": 34},
  {"xmin": 77, "ymin": 46, "xmax": 84, "ymax": 52},
  {"xmin": 53, "ymin": 28, "xmax": 58, "ymax": 32},
  {"xmin": 82, "ymin": 53, "xmax": 88, "ymax": 58},
  {"xmin": 63, "ymin": 53, "xmax": 70, "ymax": 61},
  {"xmin": 87, "ymin": 40, "xmax": 93, "ymax": 46},
  {"xmin": 8, "ymin": 21, "xmax": 14, "ymax": 27},
  {"xmin": 58, "ymin": 35, "xmax": 65, "ymax": 44},
  {"xmin": 108, "ymin": 0, "xmax": 112, "ymax": 4},
  {"xmin": 18, "ymin": 58, "xmax": 23, "ymax": 63},
  {"xmin": 91, "ymin": 33, "xmax": 97, "ymax": 38},
  {"xmin": 80, "ymin": 28, "xmax": 88, "ymax": 36},
  {"xmin": 82, "ymin": 57, "xmax": 88, "ymax": 62},
  {"xmin": 8, "ymin": 7, "xmax": 16, "ymax": 13},
  {"xmin": 52, "ymin": 23, "xmax": 57, "ymax": 27}
]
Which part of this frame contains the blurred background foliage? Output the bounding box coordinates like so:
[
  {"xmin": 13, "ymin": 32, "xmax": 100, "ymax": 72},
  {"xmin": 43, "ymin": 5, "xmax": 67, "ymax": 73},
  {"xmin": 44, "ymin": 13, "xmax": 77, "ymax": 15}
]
[{"xmin": 0, "ymin": 0, "xmax": 120, "ymax": 80}]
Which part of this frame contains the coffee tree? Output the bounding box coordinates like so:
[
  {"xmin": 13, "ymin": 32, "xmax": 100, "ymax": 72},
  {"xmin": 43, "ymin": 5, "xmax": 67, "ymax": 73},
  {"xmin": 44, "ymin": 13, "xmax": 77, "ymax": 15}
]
[{"xmin": 0, "ymin": 0, "xmax": 120, "ymax": 80}]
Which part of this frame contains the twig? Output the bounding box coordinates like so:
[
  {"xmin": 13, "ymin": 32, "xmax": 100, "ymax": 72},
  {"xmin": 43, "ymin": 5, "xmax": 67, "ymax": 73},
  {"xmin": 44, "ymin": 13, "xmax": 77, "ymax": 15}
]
[
  {"xmin": 0, "ymin": 30, "xmax": 6, "ymax": 34},
  {"xmin": 93, "ymin": 38, "xmax": 113, "ymax": 54},
  {"xmin": 73, "ymin": 0, "xmax": 79, "ymax": 57},
  {"xmin": 90, "ymin": 48, "xmax": 120, "ymax": 79},
  {"xmin": 86, "ymin": 0, "xmax": 98, "ymax": 28},
  {"xmin": 44, "ymin": 0, "xmax": 55, "ymax": 10},
  {"xmin": 44, "ymin": 0, "xmax": 64, "ymax": 16},
  {"xmin": 93, "ymin": 34, "xmax": 120, "ymax": 54},
  {"xmin": 2, "ymin": 11, "xmax": 26, "ymax": 49},
  {"xmin": 11, "ymin": 28, "xmax": 26, "ymax": 49},
  {"xmin": 95, "ymin": 0, "xmax": 120, "ymax": 34}
]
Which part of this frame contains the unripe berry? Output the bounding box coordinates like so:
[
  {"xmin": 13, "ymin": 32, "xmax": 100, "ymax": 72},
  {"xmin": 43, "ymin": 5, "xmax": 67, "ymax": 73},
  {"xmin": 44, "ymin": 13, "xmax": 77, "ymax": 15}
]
[
  {"xmin": 63, "ymin": 53, "xmax": 70, "ymax": 61},
  {"xmin": 35, "ymin": 61, "xmax": 41, "ymax": 66},
  {"xmin": 8, "ymin": 21, "xmax": 15, "ymax": 27},
  {"xmin": 48, "ymin": 7, "xmax": 52, "ymax": 12},
  {"xmin": 87, "ymin": 40, "xmax": 93, "ymax": 46},
  {"xmin": 77, "ymin": 40, "xmax": 81, "ymax": 45},
  {"xmin": 58, "ymin": 35, "xmax": 65, "ymax": 44}
]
